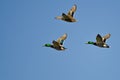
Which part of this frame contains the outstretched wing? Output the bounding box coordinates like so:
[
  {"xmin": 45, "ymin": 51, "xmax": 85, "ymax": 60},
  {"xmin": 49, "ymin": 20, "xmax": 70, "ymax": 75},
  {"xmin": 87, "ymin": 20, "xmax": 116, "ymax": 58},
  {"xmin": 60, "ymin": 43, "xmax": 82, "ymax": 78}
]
[
  {"xmin": 57, "ymin": 33, "xmax": 67, "ymax": 45},
  {"xmin": 102, "ymin": 33, "xmax": 111, "ymax": 42},
  {"xmin": 67, "ymin": 4, "xmax": 77, "ymax": 17},
  {"xmin": 96, "ymin": 34, "xmax": 103, "ymax": 43}
]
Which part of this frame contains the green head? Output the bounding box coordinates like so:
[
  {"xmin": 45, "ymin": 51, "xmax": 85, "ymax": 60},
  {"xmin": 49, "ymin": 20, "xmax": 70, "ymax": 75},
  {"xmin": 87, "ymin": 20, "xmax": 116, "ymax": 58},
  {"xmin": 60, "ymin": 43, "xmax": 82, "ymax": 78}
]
[
  {"xmin": 86, "ymin": 41, "xmax": 95, "ymax": 44},
  {"xmin": 44, "ymin": 44, "xmax": 52, "ymax": 47}
]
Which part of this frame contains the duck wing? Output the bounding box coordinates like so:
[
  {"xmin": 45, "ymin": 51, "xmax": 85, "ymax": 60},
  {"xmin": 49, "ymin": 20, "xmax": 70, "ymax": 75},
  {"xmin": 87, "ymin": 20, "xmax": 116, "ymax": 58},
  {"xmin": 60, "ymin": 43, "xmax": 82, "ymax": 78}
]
[
  {"xmin": 52, "ymin": 40, "xmax": 61, "ymax": 48},
  {"xmin": 96, "ymin": 34, "xmax": 103, "ymax": 43},
  {"xmin": 102, "ymin": 33, "xmax": 111, "ymax": 42},
  {"xmin": 62, "ymin": 13, "xmax": 69, "ymax": 19},
  {"xmin": 67, "ymin": 4, "xmax": 77, "ymax": 17},
  {"xmin": 57, "ymin": 33, "xmax": 67, "ymax": 45}
]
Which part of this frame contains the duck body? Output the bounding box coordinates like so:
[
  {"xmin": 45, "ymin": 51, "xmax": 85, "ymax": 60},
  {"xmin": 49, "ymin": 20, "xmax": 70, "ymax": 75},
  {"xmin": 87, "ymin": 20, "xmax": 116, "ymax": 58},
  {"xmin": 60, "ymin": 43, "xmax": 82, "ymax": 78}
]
[
  {"xmin": 91, "ymin": 42, "xmax": 109, "ymax": 48},
  {"xmin": 61, "ymin": 13, "xmax": 76, "ymax": 22},
  {"xmin": 44, "ymin": 43, "xmax": 66, "ymax": 50},
  {"xmin": 52, "ymin": 40, "xmax": 66, "ymax": 50}
]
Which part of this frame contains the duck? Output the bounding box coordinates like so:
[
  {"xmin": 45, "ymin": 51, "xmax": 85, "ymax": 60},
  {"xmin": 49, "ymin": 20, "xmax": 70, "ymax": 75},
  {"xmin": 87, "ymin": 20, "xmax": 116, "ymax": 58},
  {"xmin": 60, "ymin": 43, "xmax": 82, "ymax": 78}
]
[
  {"xmin": 43, "ymin": 33, "xmax": 67, "ymax": 50},
  {"xmin": 55, "ymin": 4, "xmax": 77, "ymax": 22},
  {"xmin": 86, "ymin": 33, "xmax": 111, "ymax": 48}
]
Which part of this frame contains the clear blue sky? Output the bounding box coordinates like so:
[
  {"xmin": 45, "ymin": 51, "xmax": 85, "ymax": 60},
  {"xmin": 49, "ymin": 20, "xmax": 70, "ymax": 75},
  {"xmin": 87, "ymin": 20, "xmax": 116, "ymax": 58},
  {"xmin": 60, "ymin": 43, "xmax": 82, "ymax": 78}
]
[{"xmin": 1, "ymin": 0, "xmax": 120, "ymax": 80}]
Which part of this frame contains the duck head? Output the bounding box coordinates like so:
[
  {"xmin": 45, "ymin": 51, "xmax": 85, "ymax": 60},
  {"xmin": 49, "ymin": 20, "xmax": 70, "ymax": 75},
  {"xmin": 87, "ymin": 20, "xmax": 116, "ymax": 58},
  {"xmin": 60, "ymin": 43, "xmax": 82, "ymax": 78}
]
[
  {"xmin": 44, "ymin": 44, "xmax": 52, "ymax": 47},
  {"xmin": 86, "ymin": 41, "xmax": 95, "ymax": 44}
]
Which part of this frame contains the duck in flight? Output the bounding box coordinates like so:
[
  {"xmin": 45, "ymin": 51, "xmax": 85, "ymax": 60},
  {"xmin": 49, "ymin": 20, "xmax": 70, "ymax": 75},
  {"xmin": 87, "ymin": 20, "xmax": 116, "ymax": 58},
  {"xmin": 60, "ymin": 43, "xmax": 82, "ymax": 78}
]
[
  {"xmin": 43, "ymin": 33, "xmax": 67, "ymax": 51},
  {"xmin": 55, "ymin": 4, "xmax": 77, "ymax": 22},
  {"xmin": 86, "ymin": 33, "xmax": 111, "ymax": 48}
]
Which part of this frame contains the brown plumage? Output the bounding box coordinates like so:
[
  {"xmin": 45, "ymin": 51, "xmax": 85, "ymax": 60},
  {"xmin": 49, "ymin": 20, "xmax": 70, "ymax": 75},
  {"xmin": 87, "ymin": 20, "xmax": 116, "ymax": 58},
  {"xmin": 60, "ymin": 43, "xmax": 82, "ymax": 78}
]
[
  {"xmin": 86, "ymin": 33, "xmax": 111, "ymax": 48},
  {"xmin": 52, "ymin": 33, "xmax": 67, "ymax": 48},
  {"xmin": 52, "ymin": 33, "xmax": 67, "ymax": 50},
  {"xmin": 55, "ymin": 4, "xmax": 77, "ymax": 22},
  {"xmin": 44, "ymin": 33, "xmax": 67, "ymax": 51},
  {"xmin": 95, "ymin": 33, "xmax": 111, "ymax": 48}
]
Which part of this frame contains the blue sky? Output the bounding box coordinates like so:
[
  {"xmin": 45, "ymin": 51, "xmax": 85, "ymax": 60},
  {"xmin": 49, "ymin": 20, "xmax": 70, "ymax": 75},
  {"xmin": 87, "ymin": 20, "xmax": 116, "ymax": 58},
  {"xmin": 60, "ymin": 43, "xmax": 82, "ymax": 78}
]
[{"xmin": 0, "ymin": 0, "xmax": 120, "ymax": 80}]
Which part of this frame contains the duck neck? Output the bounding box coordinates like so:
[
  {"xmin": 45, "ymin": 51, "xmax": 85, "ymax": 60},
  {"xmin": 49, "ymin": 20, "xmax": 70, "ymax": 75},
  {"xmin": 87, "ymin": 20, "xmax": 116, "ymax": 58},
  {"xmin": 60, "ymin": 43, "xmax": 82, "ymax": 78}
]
[{"xmin": 88, "ymin": 41, "xmax": 95, "ymax": 45}]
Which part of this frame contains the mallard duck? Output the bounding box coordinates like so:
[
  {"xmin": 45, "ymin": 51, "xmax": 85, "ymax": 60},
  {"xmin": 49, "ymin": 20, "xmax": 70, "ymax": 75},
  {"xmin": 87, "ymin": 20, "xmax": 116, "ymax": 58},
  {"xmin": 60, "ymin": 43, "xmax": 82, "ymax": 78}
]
[
  {"xmin": 44, "ymin": 33, "xmax": 67, "ymax": 50},
  {"xmin": 86, "ymin": 34, "xmax": 111, "ymax": 48},
  {"xmin": 55, "ymin": 4, "xmax": 77, "ymax": 22}
]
